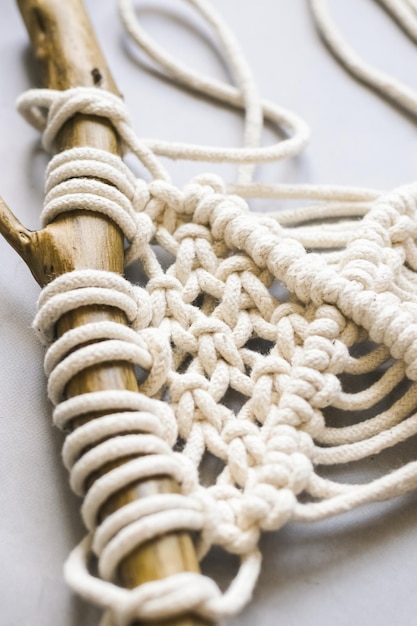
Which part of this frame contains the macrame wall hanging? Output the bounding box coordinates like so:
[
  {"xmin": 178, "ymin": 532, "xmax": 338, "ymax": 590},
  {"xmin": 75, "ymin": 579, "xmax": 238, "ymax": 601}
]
[{"xmin": 3, "ymin": 0, "xmax": 417, "ymax": 624}]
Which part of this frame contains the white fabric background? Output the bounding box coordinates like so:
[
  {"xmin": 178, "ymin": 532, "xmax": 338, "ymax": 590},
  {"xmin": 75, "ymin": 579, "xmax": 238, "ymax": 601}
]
[{"xmin": 1, "ymin": 1, "xmax": 417, "ymax": 625}]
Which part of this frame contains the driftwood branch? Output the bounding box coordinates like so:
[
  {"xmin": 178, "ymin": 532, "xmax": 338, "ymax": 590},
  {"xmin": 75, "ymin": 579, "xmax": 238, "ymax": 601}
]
[{"xmin": 0, "ymin": 196, "xmax": 34, "ymax": 263}]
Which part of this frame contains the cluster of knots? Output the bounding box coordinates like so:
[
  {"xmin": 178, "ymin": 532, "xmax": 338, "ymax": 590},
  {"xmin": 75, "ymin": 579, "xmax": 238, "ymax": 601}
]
[{"xmin": 13, "ymin": 0, "xmax": 417, "ymax": 624}]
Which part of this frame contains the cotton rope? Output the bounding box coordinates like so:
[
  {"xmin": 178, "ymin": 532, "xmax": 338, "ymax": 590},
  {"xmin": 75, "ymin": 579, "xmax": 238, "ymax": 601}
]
[{"xmin": 14, "ymin": 0, "xmax": 417, "ymax": 623}]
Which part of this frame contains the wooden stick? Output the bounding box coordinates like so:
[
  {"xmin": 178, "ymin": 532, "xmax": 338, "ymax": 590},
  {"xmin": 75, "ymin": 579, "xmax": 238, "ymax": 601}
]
[{"xmin": 0, "ymin": 1, "xmax": 210, "ymax": 624}]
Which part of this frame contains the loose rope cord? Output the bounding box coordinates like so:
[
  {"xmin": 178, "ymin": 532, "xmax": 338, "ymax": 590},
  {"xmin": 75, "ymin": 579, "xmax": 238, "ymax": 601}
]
[
  {"xmin": 118, "ymin": 0, "xmax": 310, "ymax": 182},
  {"xmin": 14, "ymin": 0, "xmax": 417, "ymax": 623},
  {"xmin": 310, "ymin": 0, "xmax": 417, "ymax": 118}
]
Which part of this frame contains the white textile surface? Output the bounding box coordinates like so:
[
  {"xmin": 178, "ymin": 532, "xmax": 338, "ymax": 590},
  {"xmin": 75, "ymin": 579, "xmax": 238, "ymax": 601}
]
[{"xmin": 1, "ymin": 1, "xmax": 417, "ymax": 625}]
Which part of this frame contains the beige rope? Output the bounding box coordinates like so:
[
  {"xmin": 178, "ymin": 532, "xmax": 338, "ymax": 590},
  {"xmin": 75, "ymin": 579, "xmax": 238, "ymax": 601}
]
[{"xmin": 15, "ymin": 0, "xmax": 417, "ymax": 623}]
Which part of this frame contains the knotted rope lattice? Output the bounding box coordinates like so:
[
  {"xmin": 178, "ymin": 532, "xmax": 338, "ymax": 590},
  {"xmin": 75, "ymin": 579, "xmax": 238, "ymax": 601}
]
[{"xmin": 15, "ymin": 0, "xmax": 417, "ymax": 623}]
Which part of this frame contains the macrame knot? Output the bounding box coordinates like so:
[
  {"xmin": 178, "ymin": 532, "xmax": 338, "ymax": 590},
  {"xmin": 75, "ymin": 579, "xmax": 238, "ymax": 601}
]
[
  {"xmin": 301, "ymin": 335, "xmax": 349, "ymax": 374},
  {"xmin": 209, "ymin": 494, "xmax": 262, "ymax": 555},
  {"xmin": 276, "ymin": 387, "xmax": 325, "ymax": 436},
  {"xmin": 182, "ymin": 175, "xmax": 227, "ymax": 216},
  {"xmin": 147, "ymin": 275, "xmax": 184, "ymax": 294},
  {"xmin": 147, "ymin": 275, "xmax": 190, "ymax": 326},
  {"xmin": 241, "ymin": 484, "xmax": 297, "ymax": 533},
  {"xmin": 340, "ymin": 259, "xmax": 394, "ymax": 292},
  {"xmin": 126, "ymin": 211, "xmax": 156, "ymax": 264},
  {"xmin": 18, "ymin": 87, "xmax": 132, "ymax": 153},
  {"xmin": 293, "ymin": 313, "xmax": 349, "ymax": 377},
  {"xmin": 389, "ymin": 214, "xmax": 417, "ymax": 243},
  {"xmin": 264, "ymin": 235, "xmax": 306, "ymax": 282},
  {"xmin": 221, "ymin": 414, "xmax": 313, "ymax": 501},
  {"xmin": 216, "ymin": 255, "xmax": 267, "ymax": 281},
  {"xmin": 169, "ymin": 372, "xmax": 210, "ymax": 403},
  {"xmin": 253, "ymin": 449, "xmax": 312, "ymax": 492},
  {"xmin": 293, "ymin": 367, "xmax": 341, "ymax": 410},
  {"xmin": 135, "ymin": 328, "xmax": 171, "ymax": 396},
  {"xmin": 340, "ymin": 241, "xmax": 386, "ymax": 267},
  {"xmin": 305, "ymin": 316, "xmax": 341, "ymax": 341},
  {"xmin": 212, "ymin": 482, "xmax": 297, "ymax": 550},
  {"xmin": 286, "ymin": 253, "xmax": 328, "ymax": 303},
  {"xmin": 131, "ymin": 285, "xmax": 153, "ymax": 330},
  {"xmin": 265, "ymin": 424, "xmax": 314, "ymax": 457},
  {"xmin": 251, "ymin": 355, "xmax": 291, "ymax": 383},
  {"xmin": 216, "ymin": 211, "xmax": 259, "ymax": 251},
  {"xmin": 274, "ymin": 309, "xmax": 308, "ymax": 359},
  {"xmin": 191, "ymin": 318, "xmax": 245, "ymax": 375},
  {"xmin": 222, "ymin": 421, "xmax": 265, "ymax": 485},
  {"xmin": 174, "ymin": 222, "xmax": 213, "ymax": 243},
  {"xmin": 18, "ymin": 85, "xmax": 169, "ymax": 183},
  {"xmin": 390, "ymin": 184, "xmax": 417, "ymax": 218},
  {"xmin": 194, "ymin": 193, "xmax": 248, "ymax": 236},
  {"xmin": 149, "ymin": 179, "xmax": 184, "ymax": 209},
  {"xmin": 146, "ymin": 179, "xmax": 185, "ymax": 228}
]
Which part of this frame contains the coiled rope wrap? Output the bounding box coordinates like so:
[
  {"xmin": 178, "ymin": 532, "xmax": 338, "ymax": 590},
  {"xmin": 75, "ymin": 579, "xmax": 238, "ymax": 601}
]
[
  {"xmin": 15, "ymin": 0, "xmax": 417, "ymax": 623},
  {"xmin": 28, "ymin": 136, "xmax": 256, "ymax": 621}
]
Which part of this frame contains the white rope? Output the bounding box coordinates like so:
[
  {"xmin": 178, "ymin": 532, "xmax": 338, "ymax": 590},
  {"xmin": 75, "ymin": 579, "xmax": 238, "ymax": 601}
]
[
  {"xmin": 14, "ymin": 0, "xmax": 417, "ymax": 623},
  {"xmin": 17, "ymin": 88, "xmax": 170, "ymax": 181},
  {"xmin": 310, "ymin": 0, "xmax": 417, "ymax": 118},
  {"xmin": 118, "ymin": 0, "xmax": 310, "ymax": 177}
]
